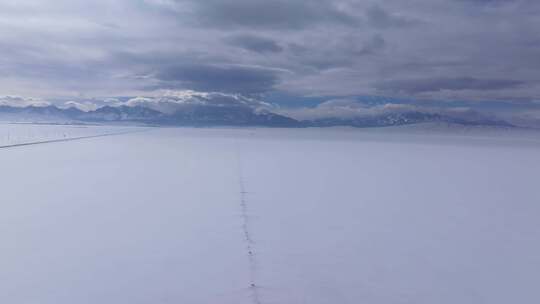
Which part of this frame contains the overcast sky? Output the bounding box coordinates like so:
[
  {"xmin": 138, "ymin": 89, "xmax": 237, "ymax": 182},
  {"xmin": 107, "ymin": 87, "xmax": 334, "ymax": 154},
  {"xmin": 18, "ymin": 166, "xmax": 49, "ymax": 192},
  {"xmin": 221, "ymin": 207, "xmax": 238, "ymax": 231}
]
[{"xmin": 1, "ymin": 0, "xmax": 539, "ymax": 106}]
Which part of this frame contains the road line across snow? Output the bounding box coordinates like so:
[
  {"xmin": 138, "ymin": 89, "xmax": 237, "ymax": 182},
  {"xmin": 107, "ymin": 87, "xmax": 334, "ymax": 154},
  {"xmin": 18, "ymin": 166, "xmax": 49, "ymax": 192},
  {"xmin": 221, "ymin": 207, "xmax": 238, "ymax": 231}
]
[{"xmin": 0, "ymin": 129, "xmax": 149, "ymax": 150}]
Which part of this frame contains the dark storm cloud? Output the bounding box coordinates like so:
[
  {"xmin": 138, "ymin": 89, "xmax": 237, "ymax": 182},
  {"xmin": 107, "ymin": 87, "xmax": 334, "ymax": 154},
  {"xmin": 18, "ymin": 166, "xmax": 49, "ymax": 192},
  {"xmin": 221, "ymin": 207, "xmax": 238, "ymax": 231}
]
[
  {"xmin": 376, "ymin": 77, "xmax": 526, "ymax": 94},
  {"xmin": 154, "ymin": 64, "xmax": 281, "ymax": 93},
  {"xmin": 225, "ymin": 34, "xmax": 283, "ymax": 53}
]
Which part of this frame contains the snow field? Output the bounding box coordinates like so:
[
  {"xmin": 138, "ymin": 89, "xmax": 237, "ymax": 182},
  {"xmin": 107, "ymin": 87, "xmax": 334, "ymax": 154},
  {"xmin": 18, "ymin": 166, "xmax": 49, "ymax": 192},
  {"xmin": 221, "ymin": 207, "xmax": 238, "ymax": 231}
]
[{"xmin": 1, "ymin": 126, "xmax": 539, "ymax": 303}]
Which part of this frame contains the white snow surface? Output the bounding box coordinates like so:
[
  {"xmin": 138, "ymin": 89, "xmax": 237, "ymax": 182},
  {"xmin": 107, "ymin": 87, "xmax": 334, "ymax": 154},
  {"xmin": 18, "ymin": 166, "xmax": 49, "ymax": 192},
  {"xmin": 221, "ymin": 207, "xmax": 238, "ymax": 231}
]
[{"xmin": 1, "ymin": 125, "xmax": 540, "ymax": 303}]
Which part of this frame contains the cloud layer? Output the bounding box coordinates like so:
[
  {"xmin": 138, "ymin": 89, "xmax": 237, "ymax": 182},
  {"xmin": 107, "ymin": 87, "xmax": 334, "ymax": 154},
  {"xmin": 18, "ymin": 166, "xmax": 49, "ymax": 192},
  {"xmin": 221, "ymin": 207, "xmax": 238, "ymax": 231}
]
[
  {"xmin": 124, "ymin": 90, "xmax": 271, "ymax": 114},
  {"xmin": 0, "ymin": 0, "xmax": 539, "ymax": 104}
]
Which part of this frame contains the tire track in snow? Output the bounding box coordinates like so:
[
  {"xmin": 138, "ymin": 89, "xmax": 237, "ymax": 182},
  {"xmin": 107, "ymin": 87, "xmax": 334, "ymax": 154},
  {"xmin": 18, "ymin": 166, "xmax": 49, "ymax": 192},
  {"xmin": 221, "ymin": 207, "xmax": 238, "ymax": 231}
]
[
  {"xmin": 0, "ymin": 129, "xmax": 148, "ymax": 150},
  {"xmin": 235, "ymin": 138, "xmax": 262, "ymax": 304}
]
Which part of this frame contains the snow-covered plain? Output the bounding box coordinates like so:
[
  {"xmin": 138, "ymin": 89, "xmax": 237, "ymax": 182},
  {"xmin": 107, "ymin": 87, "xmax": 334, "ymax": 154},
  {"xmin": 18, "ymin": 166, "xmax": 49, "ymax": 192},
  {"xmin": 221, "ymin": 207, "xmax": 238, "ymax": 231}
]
[{"xmin": 1, "ymin": 125, "xmax": 540, "ymax": 303}]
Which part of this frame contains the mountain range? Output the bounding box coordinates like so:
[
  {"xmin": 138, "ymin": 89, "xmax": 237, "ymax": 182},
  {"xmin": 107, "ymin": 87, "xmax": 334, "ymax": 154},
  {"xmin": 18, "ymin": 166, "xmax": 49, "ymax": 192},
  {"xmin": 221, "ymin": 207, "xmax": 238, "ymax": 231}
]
[{"xmin": 0, "ymin": 104, "xmax": 514, "ymax": 128}]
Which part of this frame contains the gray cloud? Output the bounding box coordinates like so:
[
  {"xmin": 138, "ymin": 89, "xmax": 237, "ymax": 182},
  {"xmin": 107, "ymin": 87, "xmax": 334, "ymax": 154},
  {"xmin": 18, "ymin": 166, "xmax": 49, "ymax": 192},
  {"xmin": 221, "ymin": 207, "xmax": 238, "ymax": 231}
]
[
  {"xmin": 154, "ymin": 64, "xmax": 281, "ymax": 93},
  {"xmin": 366, "ymin": 5, "xmax": 422, "ymax": 29},
  {"xmin": 376, "ymin": 77, "xmax": 526, "ymax": 94},
  {"xmin": 225, "ymin": 34, "xmax": 283, "ymax": 53},
  {"xmin": 456, "ymin": 0, "xmax": 510, "ymax": 5},
  {"xmin": 184, "ymin": 0, "xmax": 360, "ymax": 29},
  {"xmin": 0, "ymin": 0, "xmax": 539, "ymax": 104},
  {"xmin": 283, "ymin": 34, "xmax": 387, "ymax": 71},
  {"xmin": 358, "ymin": 35, "xmax": 386, "ymax": 55}
]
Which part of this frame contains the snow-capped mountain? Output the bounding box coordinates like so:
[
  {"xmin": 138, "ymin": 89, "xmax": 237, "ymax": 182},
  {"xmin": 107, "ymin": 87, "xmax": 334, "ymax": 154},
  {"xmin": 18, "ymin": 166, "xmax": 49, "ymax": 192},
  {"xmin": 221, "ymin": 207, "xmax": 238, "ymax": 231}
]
[
  {"xmin": 75, "ymin": 105, "xmax": 165, "ymax": 122},
  {"xmin": 0, "ymin": 101, "xmax": 515, "ymax": 128},
  {"xmin": 303, "ymin": 111, "xmax": 514, "ymax": 128},
  {"xmin": 0, "ymin": 104, "xmax": 301, "ymax": 127}
]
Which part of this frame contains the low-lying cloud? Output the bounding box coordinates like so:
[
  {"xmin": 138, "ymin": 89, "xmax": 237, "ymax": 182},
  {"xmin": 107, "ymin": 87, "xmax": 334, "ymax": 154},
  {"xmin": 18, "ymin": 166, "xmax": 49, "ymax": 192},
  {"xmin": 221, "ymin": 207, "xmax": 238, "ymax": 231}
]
[
  {"xmin": 0, "ymin": 96, "xmax": 51, "ymax": 108},
  {"xmin": 125, "ymin": 90, "xmax": 272, "ymax": 114},
  {"xmin": 377, "ymin": 77, "xmax": 526, "ymax": 94}
]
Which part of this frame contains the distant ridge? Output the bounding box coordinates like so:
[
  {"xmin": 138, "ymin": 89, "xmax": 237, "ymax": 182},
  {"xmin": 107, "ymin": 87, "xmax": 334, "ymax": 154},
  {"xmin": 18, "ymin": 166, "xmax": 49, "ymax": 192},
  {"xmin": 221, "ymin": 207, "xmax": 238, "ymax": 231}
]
[
  {"xmin": 303, "ymin": 111, "xmax": 514, "ymax": 128},
  {"xmin": 0, "ymin": 104, "xmax": 301, "ymax": 127},
  {"xmin": 0, "ymin": 104, "xmax": 515, "ymax": 128}
]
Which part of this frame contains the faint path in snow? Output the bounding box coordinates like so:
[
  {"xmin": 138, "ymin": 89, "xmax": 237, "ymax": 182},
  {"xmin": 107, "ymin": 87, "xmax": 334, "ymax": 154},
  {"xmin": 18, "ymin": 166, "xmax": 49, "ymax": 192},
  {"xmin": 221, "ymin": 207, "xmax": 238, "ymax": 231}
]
[
  {"xmin": 0, "ymin": 128, "xmax": 149, "ymax": 150},
  {"xmin": 235, "ymin": 138, "xmax": 262, "ymax": 304}
]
